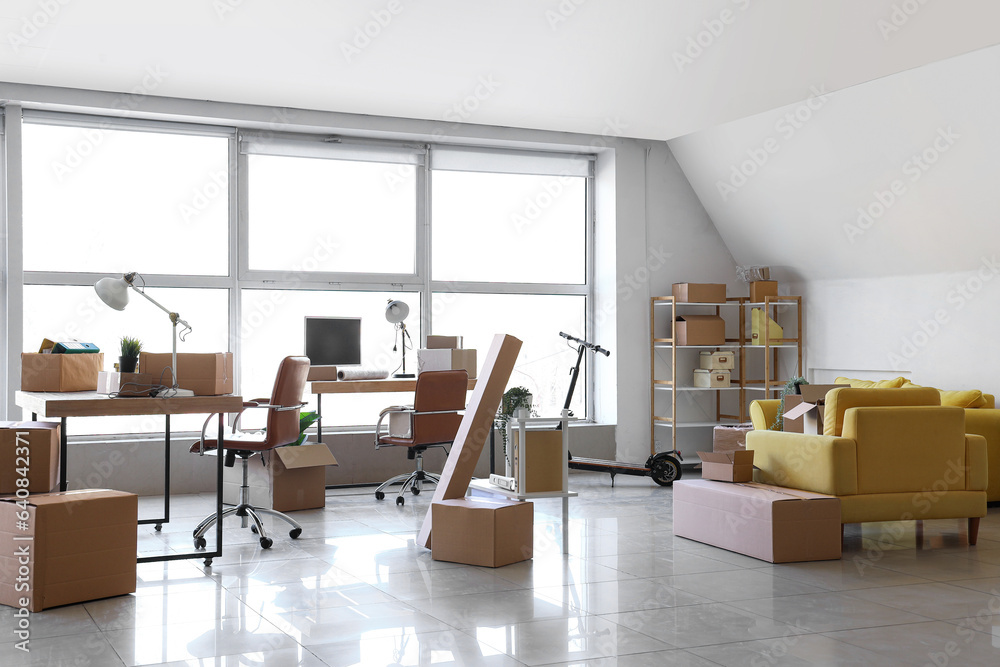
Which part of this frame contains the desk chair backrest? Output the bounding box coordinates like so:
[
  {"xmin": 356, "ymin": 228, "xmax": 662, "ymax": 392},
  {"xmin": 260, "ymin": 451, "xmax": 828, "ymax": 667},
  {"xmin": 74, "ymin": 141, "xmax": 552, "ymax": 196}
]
[
  {"xmin": 411, "ymin": 370, "xmax": 468, "ymax": 446},
  {"xmin": 262, "ymin": 356, "xmax": 311, "ymax": 449}
]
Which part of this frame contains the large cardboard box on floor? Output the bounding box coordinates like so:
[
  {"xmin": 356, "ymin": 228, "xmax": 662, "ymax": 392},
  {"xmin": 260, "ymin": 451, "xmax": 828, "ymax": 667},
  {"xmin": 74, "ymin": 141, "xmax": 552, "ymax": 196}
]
[
  {"xmin": 223, "ymin": 443, "xmax": 337, "ymax": 511},
  {"xmin": 417, "ymin": 348, "xmax": 478, "ymax": 379},
  {"xmin": 674, "ymin": 315, "xmax": 725, "ymax": 346},
  {"xmin": 698, "ymin": 450, "xmax": 754, "ymax": 482},
  {"xmin": 21, "ymin": 352, "xmax": 104, "ymax": 392},
  {"xmin": 673, "ymin": 480, "xmax": 841, "ymax": 563},
  {"xmin": 431, "ymin": 498, "xmax": 533, "ymax": 567},
  {"xmin": 0, "ymin": 489, "xmax": 137, "ymax": 612},
  {"xmin": 139, "ymin": 352, "xmax": 233, "ymax": 395},
  {"xmin": 672, "ymin": 283, "xmax": 726, "ymax": 303},
  {"xmin": 0, "ymin": 422, "xmax": 60, "ymax": 494}
]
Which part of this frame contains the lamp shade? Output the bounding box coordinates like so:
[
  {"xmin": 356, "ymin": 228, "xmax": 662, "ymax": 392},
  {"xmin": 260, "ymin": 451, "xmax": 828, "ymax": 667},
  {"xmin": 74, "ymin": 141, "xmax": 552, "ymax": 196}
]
[
  {"xmin": 94, "ymin": 276, "xmax": 131, "ymax": 311},
  {"xmin": 385, "ymin": 300, "xmax": 409, "ymax": 324}
]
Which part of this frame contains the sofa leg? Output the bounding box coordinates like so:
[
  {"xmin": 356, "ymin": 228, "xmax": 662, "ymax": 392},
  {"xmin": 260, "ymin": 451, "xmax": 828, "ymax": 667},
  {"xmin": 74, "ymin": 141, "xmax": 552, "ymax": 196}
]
[{"xmin": 969, "ymin": 517, "xmax": 981, "ymax": 546}]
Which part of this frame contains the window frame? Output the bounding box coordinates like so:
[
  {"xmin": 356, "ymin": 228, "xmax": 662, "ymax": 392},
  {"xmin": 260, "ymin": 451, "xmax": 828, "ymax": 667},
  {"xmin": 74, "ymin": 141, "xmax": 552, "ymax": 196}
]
[{"xmin": 3, "ymin": 108, "xmax": 597, "ymax": 435}]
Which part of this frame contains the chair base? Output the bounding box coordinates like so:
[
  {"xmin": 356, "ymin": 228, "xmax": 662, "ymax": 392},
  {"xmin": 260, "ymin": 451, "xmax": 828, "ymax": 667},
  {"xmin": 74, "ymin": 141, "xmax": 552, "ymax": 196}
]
[
  {"xmin": 192, "ymin": 451, "xmax": 303, "ymax": 564},
  {"xmin": 375, "ymin": 470, "xmax": 441, "ymax": 506}
]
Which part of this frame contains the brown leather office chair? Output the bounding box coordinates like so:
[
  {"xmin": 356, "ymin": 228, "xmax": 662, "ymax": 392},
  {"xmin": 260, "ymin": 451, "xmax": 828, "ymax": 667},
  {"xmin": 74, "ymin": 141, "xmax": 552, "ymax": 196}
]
[
  {"xmin": 191, "ymin": 356, "xmax": 311, "ymax": 552},
  {"xmin": 374, "ymin": 370, "xmax": 468, "ymax": 506}
]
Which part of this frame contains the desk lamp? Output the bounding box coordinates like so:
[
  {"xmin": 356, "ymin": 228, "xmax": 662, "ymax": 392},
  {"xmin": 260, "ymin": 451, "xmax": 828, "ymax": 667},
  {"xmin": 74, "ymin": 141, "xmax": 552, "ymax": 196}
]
[
  {"xmin": 386, "ymin": 299, "xmax": 414, "ymax": 378},
  {"xmin": 95, "ymin": 272, "xmax": 196, "ymax": 397}
]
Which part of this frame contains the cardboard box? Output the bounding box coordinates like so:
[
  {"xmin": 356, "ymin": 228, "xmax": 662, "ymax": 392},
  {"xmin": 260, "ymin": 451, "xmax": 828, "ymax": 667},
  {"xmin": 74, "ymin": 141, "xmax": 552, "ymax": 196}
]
[
  {"xmin": 713, "ymin": 424, "xmax": 753, "ymax": 452},
  {"xmin": 426, "ymin": 335, "xmax": 463, "ymax": 349},
  {"xmin": 21, "ymin": 352, "xmax": 104, "ymax": 392},
  {"xmin": 672, "ymin": 283, "xmax": 726, "ymax": 303},
  {"xmin": 431, "ymin": 498, "xmax": 533, "ymax": 567},
  {"xmin": 750, "ymin": 308, "xmax": 783, "ymax": 345},
  {"xmin": 139, "ymin": 352, "xmax": 233, "ymax": 395},
  {"xmin": 782, "ymin": 384, "xmax": 850, "ymax": 434},
  {"xmin": 306, "ymin": 366, "xmax": 337, "ymax": 381},
  {"xmin": 694, "ymin": 369, "xmax": 730, "ymax": 388},
  {"xmin": 0, "ymin": 489, "xmax": 138, "ymax": 611},
  {"xmin": 673, "ymin": 480, "xmax": 842, "ymax": 563},
  {"xmin": 223, "ymin": 443, "xmax": 337, "ymax": 512},
  {"xmin": 698, "ymin": 450, "xmax": 754, "ymax": 482},
  {"xmin": 388, "ymin": 411, "xmax": 413, "ymax": 438},
  {"xmin": 699, "ymin": 350, "xmax": 734, "ymax": 370},
  {"xmin": 0, "ymin": 422, "xmax": 59, "ymax": 494},
  {"xmin": 416, "ymin": 348, "xmax": 478, "ymax": 379},
  {"xmin": 512, "ymin": 429, "xmax": 564, "ymax": 494},
  {"xmin": 674, "ymin": 315, "xmax": 725, "ymax": 346},
  {"xmin": 749, "ymin": 281, "xmax": 779, "ymax": 303},
  {"xmin": 97, "ymin": 372, "xmax": 155, "ymax": 397}
]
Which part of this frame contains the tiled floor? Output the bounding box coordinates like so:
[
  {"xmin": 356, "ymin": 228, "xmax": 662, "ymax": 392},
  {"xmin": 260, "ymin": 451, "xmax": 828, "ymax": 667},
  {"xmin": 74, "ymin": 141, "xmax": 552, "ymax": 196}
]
[{"xmin": 3, "ymin": 473, "xmax": 1000, "ymax": 666}]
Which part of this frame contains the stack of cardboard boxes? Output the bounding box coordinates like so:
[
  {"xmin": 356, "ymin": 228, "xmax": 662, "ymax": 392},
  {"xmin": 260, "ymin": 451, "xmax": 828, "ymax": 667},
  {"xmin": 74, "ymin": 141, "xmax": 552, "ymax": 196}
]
[{"xmin": 417, "ymin": 335, "xmax": 477, "ymax": 378}]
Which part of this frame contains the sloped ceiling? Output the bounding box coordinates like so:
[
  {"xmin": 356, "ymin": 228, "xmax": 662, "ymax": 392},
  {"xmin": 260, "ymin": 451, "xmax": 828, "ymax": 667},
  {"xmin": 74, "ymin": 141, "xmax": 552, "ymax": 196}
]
[
  {"xmin": 0, "ymin": 1, "xmax": 999, "ymax": 141},
  {"xmin": 668, "ymin": 44, "xmax": 1000, "ymax": 281}
]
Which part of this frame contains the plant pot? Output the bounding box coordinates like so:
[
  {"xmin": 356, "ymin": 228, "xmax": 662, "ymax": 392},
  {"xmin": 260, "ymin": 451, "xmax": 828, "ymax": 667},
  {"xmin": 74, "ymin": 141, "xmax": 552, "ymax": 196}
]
[{"xmin": 119, "ymin": 356, "xmax": 138, "ymax": 373}]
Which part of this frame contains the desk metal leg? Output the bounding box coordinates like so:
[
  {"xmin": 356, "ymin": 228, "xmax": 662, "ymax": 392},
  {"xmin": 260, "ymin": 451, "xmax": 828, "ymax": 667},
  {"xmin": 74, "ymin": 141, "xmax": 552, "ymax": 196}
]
[
  {"xmin": 562, "ymin": 497, "xmax": 569, "ymax": 555},
  {"xmin": 139, "ymin": 415, "xmax": 170, "ymax": 531},
  {"xmin": 316, "ymin": 394, "xmax": 323, "ymax": 444},
  {"xmin": 60, "ymin": 417, "xmax": 68, "ymax": 492}
]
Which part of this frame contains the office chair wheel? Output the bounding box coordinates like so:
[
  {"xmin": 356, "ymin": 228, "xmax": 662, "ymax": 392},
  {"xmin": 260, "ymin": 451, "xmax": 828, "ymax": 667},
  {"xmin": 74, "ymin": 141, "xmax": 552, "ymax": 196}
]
[
  {"xmin": 396, "ymin": 496, "xmax": 405, "ymax": 506},
  {"xmin": 411, "ymin": 487, "xmax": 420, "ymax": 495},
  {"xmin": 259, "ymin": 537, "xmax": 273, "ymax": 549},
  {"xmin": 375, "ymin": 490, "xmax": 385, "ymax": 500},
  {"xmin": 154, "ymin": 524, "xmax": 162, "ymax": 532},
  {"xmin": 251, "ymin": 525, "xmax": 258, "ymax": 534},
  {"xmin": 289, "ymin": 527, "xmax": 302, "ymax": 539},
  {"xmin": 203, "ymin": 558, "xmax": 213, "ymax": 567},
  {"xmin": 194, "ymin": 536, "xmax": 207, "ymax": 550}
]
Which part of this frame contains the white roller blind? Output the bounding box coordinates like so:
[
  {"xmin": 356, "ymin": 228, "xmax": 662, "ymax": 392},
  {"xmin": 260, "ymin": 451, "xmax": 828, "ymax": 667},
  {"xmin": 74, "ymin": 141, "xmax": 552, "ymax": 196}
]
[
  {"xmin": 240, "ymin": 133, "xmax": 424, "ymax": 165},
  {"xmin": 429, "ymin": 145, "xmax": 593, "ymax": 177}
]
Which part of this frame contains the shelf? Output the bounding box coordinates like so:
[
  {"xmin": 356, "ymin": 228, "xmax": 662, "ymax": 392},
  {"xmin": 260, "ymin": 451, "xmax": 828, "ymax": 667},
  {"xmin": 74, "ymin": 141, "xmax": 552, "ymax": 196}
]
[
  {"xmin": 744, "ymin": 344, "xmax": 800, "ymax": 349},
  {"xmin": 745, "ymin": 301, "xmax": 800, "ymax": 307},
  {"xmin": 653, "ymin": 301, "xmax": 742, "ymax": 307},
  {"xmin": 655, "ymin": 385, "xmax": 740, "ymax": 392},
  {"xmin": 653, "ymin": 420, "xmax": 738, "ymax": 428}
]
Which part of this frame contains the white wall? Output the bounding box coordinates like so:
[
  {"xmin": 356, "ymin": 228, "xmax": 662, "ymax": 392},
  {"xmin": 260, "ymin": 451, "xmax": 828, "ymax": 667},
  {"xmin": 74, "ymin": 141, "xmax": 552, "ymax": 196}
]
[{"xmin": 668, "ymin": 44, "xmax": 1000, "ymax": 395}]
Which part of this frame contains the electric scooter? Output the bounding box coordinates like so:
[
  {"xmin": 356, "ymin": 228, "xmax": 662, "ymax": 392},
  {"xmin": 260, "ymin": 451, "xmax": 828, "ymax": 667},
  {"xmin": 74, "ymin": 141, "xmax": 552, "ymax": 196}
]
[{"xmin": 558, "ymin": 332, "xmax": 683, "ymax": 486}]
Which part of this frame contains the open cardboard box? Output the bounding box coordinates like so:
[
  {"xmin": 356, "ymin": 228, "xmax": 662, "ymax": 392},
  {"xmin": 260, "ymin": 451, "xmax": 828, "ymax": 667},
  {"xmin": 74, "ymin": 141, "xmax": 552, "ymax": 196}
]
[
  {"xmin": 698, "ymin": 449, "xmax": 754, "ymax": 482},
  {"xmin": 223, "ymin": 443, "xmax": 338, "ymax": 511},
  {"xmin": 782, "ymin": 384, "xmax": 850, "ymax": 434}
]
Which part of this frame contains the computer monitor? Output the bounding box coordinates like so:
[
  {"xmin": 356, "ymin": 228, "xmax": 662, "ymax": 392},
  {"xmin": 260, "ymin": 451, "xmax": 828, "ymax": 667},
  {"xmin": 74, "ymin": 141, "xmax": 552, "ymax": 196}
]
[{"xmin": 304, "ymin": 317, "xmax": 362, "ymax": 368}]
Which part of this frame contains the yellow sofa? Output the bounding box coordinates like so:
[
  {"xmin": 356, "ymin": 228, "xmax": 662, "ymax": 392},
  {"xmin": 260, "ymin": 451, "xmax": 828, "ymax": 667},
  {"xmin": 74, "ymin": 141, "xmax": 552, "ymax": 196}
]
[
  {"xmin": 833, "ymin": 378, "xmax": 1000, "ymax": 503},
  {"xmin": 746, "ymin": 392, "xmax": 988, "ymax": 544}
]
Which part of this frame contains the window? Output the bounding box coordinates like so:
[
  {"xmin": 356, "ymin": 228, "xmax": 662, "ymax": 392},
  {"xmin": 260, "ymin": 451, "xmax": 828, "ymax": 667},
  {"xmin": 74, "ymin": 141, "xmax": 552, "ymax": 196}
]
[
  {"xmin": 7, "ymin": 110, "xmax": 594, "ymax": 435},
  {"xmin": 22, "ymin": 121, "xmax": 229, "ymax": 276}
]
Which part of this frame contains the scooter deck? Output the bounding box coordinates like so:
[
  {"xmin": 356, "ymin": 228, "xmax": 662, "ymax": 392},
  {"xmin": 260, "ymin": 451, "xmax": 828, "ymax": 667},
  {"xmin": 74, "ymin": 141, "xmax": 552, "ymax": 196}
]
[{"xmin": 568, "ymin": 457, "xmax": 650, "ymax": 475}]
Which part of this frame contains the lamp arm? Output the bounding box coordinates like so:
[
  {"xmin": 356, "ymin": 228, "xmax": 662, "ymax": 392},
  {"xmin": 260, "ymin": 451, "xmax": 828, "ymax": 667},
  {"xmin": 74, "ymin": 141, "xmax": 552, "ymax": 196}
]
[{"xmin": 127, "ymin": 282, "xmax": 192, "ymax": 336}]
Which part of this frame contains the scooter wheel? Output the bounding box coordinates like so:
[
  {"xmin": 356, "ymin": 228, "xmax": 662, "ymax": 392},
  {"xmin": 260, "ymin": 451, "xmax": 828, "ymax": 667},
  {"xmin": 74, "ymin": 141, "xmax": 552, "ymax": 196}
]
[{"xmin": 650, "ymin": 454, "xmax": 682, "ymax": 487}]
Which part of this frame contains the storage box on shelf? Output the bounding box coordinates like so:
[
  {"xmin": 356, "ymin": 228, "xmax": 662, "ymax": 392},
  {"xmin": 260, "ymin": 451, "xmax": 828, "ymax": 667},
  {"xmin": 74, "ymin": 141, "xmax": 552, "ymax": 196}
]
[{"xmin": 650, "ymin": 293, "xmax": 803, "ymax": 462}]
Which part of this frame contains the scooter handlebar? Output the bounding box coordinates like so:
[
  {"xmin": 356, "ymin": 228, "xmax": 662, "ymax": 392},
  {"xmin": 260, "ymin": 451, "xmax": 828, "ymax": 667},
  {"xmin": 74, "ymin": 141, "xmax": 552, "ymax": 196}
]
[{"xmin": 559, "ymin": 332, "xmax": 611, "ymax": 357}]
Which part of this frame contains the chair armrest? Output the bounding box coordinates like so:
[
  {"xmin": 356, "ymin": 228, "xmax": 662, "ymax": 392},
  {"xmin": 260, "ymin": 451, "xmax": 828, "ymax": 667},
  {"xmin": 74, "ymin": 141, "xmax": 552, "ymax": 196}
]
[
  {"xmin": 746, "ymin": 430, "xmax": 858, "ymax": 496},
  {"xmin": 967, "ymin": 433, "xmax": 988, "ymax": 491},
  {"xmin": 375, "ymin": 406, "xmax": 414, "ymax": 446}
]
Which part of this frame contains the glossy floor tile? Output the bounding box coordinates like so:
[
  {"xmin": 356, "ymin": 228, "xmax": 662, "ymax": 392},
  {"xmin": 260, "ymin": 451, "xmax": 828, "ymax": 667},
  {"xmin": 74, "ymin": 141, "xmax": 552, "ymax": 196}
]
[{"xmin": 1, "ymin": 473, "xmax": 998, "ymax": 666}]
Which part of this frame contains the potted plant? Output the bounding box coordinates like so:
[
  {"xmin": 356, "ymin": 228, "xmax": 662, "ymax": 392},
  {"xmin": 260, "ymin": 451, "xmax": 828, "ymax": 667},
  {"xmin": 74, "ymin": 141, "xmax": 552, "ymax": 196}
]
[
  {"xmin": 496, "ymin": 387, "xmax": 534, "ymax": 474},
  {"xmin": 119, "ymin": 336, "xmax": 142, "ymax": 373}
]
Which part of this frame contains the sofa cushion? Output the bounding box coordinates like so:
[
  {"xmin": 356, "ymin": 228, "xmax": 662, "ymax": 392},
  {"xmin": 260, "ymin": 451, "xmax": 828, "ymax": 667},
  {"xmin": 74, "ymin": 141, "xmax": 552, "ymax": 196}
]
[
  {"xmin": 842, "ymin": 406, "xmax": 967, "ymax": 495},
  {"xmin": 835, "ymin": 376, "xmax": 908, "ymax": 389},
  {"xmin": 939, "ymin": 389, "xmax": 988, "ymax": 409},
  {"xmin": 824, "ymin": 387, "xmax": 942, "ymax": 436}
]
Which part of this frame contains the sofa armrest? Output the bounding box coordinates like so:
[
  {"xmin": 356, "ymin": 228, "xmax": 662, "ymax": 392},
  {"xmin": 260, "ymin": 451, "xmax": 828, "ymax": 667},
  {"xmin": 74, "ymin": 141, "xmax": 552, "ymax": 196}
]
[
  {"xmin": 967, "ymin": 434, "xmax": 988, "ymax": 491},
  {"xmin": 746, "ymin": 430, "xmax": 858, "ymax": 496}
]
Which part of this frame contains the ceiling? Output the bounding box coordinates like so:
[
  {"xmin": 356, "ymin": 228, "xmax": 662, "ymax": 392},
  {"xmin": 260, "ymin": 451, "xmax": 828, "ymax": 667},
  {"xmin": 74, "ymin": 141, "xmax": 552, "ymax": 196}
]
[{"xmin": 1, "ymin": 1, "xmax": 999, "ymax": 141}]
